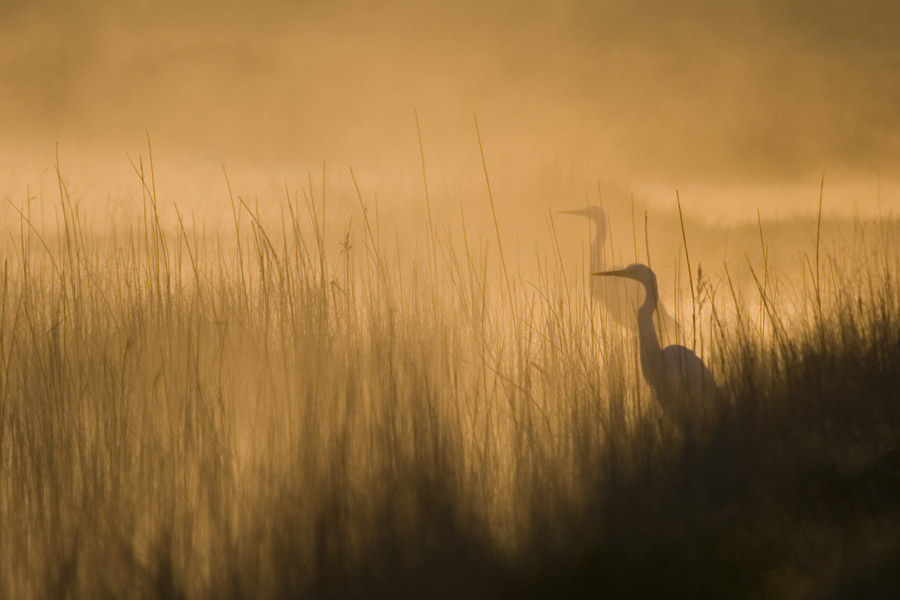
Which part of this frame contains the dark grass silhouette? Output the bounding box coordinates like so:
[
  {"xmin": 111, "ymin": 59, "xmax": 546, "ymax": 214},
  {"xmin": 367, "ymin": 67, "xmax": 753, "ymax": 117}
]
[{"xmin": 1, "ymin": 162, "xmax": 900, "ymax": 599}]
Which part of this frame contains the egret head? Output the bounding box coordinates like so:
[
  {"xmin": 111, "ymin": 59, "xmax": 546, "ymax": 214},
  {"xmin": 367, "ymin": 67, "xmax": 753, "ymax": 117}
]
[{"xmin": 557, "ymin": 205, "xmax": 607, "ymax": 228}]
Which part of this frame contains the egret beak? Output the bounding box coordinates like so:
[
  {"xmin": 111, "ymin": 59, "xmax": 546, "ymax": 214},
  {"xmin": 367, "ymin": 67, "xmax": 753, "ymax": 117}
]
[
  {"xmin": 593, "ymin": 268, "xmax": 629, "ymax": 277},
  {"xmin": 557, "ymin": 208, "xmax": 590, "ymax": 216}
]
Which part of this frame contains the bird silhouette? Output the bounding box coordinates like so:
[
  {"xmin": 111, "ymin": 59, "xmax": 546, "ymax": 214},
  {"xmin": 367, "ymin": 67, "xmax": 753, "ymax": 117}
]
[
  {"xmin": 594, "ymin": 263, "xmax": 717, "ymax": 428},
  {"xmin": 559, "ymin": 206, "xmax": 677, "ymax": 344}
]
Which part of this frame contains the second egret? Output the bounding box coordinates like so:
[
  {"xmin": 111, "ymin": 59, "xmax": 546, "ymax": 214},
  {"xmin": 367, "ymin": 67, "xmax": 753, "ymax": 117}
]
[{"xmin": 560, "ymin": 205, "xmax": 677, "ymax": 343}]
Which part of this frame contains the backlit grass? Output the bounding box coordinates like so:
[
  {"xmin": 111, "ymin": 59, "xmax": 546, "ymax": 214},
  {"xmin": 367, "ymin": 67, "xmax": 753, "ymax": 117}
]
[{"xmin": 1, "ymin": 159, "xmax": 899, "ymax": 599}]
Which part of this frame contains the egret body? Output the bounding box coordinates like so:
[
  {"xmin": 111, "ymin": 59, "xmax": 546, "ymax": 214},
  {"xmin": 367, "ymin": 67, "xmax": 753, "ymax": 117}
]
[{"xmin": 595, "ymin": 263, "xmax": 717, "ymax": 427}]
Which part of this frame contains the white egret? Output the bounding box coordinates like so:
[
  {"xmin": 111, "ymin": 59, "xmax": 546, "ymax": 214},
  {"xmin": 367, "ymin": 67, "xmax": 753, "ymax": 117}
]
[
  {"xmin": 559, "ymin": 206, "xmax": 677, "ymax": 343},
  {"xmin": 594, "ymin": 263, "xmax": 717, "ymax": 427}
]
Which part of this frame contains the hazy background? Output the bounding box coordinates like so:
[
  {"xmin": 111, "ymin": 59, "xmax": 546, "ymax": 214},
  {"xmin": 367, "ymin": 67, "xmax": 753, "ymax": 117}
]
[{"xmin": 1, "ymin": 0, "xmax": 899, "ymax": 262}]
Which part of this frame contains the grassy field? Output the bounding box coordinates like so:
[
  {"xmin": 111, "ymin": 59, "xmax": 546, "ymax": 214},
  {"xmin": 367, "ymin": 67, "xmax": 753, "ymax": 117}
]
[{"xmin": 1, "ymin": 159, "xmax": 899, "ymax": 599}]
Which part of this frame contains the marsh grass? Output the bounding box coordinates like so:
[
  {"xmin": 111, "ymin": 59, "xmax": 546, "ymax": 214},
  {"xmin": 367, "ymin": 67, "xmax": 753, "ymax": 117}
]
[{"xmin": 1, "ymin": 159, "xmax": 900, "ymax": 599}]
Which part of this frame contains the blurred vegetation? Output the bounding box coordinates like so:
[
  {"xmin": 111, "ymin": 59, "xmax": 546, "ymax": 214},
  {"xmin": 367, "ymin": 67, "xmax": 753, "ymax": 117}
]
[{"xmin": 1, "ymin": 158, "xmax": 899, "ymax": 599}]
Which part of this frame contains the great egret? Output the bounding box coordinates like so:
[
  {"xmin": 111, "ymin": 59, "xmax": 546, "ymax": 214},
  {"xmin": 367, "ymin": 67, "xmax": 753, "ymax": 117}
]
[
  {"xmin": 559, "ymin": 206, "xmax": 677, "ymax": 343},
  {"xmin": 594, "ymin": 263, "xmax": 717, "ymax": 427}
]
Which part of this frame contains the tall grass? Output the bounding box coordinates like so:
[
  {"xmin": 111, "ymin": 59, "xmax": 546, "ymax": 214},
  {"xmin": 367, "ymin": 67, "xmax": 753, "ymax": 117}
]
[{"xmin": 1, "ymin": 160, "xmax": 899, "ymax": 599}]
